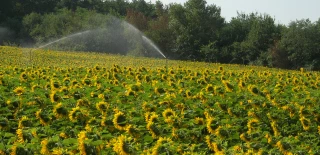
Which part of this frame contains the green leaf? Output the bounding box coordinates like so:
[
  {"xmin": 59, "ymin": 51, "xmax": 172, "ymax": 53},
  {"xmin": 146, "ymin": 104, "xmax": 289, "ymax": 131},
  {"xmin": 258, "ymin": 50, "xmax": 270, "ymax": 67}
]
[
  {"xmin": 4, "ymin": 133, "xmax": 15, "ymax": 138},
  {"xmin": 261, "ymin": 138, "xmax": 268, "ymax": 143},
  {"xmin": 0, "ymin": 143, "xmax": 4, "ymax": 150},
  {"xmin": 232, "ymin": 132, "xmax": 240, "ymax": 140},
  {"xmin": 91, "ymin": 140, "xmax": 104, "ymax": 146},
  {"xmin": 62, "ymin": 138, "xmax": 77, "ymax": 146},
  {"xmin": 143, "ymin": 135, "xmax": 153, "ymax": 143},
  {"xmin": 51, "ymin": 135, "xmax": 60, "ymax": 141}
]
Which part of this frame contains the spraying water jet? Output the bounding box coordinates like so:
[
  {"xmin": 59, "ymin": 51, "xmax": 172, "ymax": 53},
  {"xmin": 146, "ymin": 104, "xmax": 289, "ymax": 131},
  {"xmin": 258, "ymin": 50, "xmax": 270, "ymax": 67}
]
[{"xmin": 27, "ymin": 16, "xmax": 167, "ymax": 68}]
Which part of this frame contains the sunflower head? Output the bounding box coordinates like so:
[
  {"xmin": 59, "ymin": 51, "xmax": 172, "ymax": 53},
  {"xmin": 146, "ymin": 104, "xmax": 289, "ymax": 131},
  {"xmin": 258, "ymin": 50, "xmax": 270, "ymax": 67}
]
[
  {"xmin": 36, "ymin": 109, "xmax": 51, "ymax": 126},
  {"xmin": 96, "ymin": 102, "xmax": 108, "ymax": 114},
  {"xmin": 113, "ymin": 111, "xmax": 128, "ymax": 130},
  {"xmin": 113, "ymin": 135, "xmax": 133, "ymax": 155},
  {"xmin": 222, "ymin": 80, "xmax": 234, "ymax": 92},
  {"xmin": 206, "ymin": 117, "xmax": 219, "ymax": 134},
  {"xmin": 18, "ymin": 116, "xmax": 30, "ymax": 128},
  {"xmin": 162, "ymin": 108, "xmax": 175, "ymax": 119},
  {"xmin": 248, "ymin": 85, "xmax": 260, "ymax": 95},
  {"xmin": 147, "ymin": 122, "xmax": 161, "ymax": 138},
  {"xmin": 51, "ymin": 80, "xmax": 61, "ymax": 90},
  {"xmin": 69, "ymin": 106, "xmax": 88, "ymax": 123},
  {"xmin": 20, "ymin": 72, "xmax": 28, "ymax": 81},
  {"xmin": 76, "ymin": 98, "xmax": 90, "ymax": 107},
  {"xmin": 194, "ymin": 117, "xmax": 204, "ymax": 125},
  {"xmin": 154, "ymin": 87, "xmax": 166, "ymax": 94},
  {"xmin": 205, "ymin": 84, "xmax": 214, "ymax": 92},
  {"xmin": 13, "ymin": 86, "xmax": 25, "ymax": 96},
  {"xmin": 125, "ymin": 89, "xmax": 136, "ymax": 96},
  {"xmin": 53, "ymin": 103, "xmax": 68, "ymax": 118},
  {"xmin": 50, "ymin": 91, "xmax": 61, "ymax": 103}
]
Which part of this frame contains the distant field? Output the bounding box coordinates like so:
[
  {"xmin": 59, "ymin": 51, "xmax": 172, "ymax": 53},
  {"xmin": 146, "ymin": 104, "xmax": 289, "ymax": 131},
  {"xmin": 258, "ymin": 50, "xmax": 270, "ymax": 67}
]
[{"xmin": 0, "ymin": 46, "xmax": 319, "ymax": 154}]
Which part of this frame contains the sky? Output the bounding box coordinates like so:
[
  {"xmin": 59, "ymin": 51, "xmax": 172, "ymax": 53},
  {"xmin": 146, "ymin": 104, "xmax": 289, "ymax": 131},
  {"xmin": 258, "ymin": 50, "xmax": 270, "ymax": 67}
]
[{"xmin": 149, "ymin": 0, "xmax": 320, "ymax": 25}]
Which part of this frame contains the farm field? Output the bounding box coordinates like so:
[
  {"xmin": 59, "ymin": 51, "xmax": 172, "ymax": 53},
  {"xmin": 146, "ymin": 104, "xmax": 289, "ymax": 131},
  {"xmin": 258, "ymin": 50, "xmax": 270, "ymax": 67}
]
[{"xmin": 0, "ymin": 46, "xmax": 320, "ymax": 154}]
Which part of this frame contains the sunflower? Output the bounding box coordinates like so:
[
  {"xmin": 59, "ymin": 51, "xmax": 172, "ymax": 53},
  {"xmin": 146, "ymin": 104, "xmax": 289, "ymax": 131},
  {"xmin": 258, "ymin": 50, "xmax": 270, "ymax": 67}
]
[
  {"xmin": 142, "ymin": 112, "xmax": 151, "ymax": 124},
  {"xmin": 82, "ymin": 78, "xmax": 91, "ymax": 86},
  {"xmin": 13, "ymin": 86, "xmax": 25, "ymax": 96},
  {"xmin": 59, "ymin": 132, "xmax": 68, "ymax": 139},
  {"xmin": 162, "ymin": 108, "xmax": 176, "ymax": 123},
  {"xmin": 206, "ymin": 117, "xmax": 219, "ymax": 134},
  {"xmin": 40, "ymin": 138, "xmax": 50, "ymax": 155},
  {"xmin": 18, "ymin": 116, "xmax": 29, "ymax": 129},
  {"xmin": 113, "ymin": 135, "xmax": 132, "ymax": 155},
  {"xmin": 299, "ymin": 117, "xmax": 311, "ymax": 131},
  {"xmin": 238, "ymin": 79, "xmax": 246, "ymax": 89},
  {"xmin": 31, "ymin": 84, "xmax": 41, "ymax": 92},
  {"xmin": 214, "ymin": 126, "xmax": 227, "ymax": 138},
  {"xmin": 142, "ymin": 102, "xmax": 157, "ymax": 112},
  {"xmin": 240, "ymin": 133, "xmax": 250, "ymax": 143},
  {"xmin": 53, "ymin": 103, "xmax": 68, "ymax": 119},
  {"xmin": 51, "ymin": 80, "xmax": 61, "ymax": 90},
  {"xmin": 144, "ymin": 75, "xmax": 151, "ymax": 82},
  {"xmin": 222, "ymin": 80, "xmax": 234, "ymax": 92},
  {"xmin": 154, "ymin": 87, "xmax": 166, "ymax": 94},
  {"xmin": 227, "ymin": 108, "xmax": 235, "ymax": 117},
  {"xmin": 151, "ymin": 137, "xmax": 172, "ymax": 155},
  {"xmin": 52, "ymin": 148, "xmax": 65, "ymax": 155},
  {"xmin": 175, "ymin": 103, "xmax": 185, "ymax": 110},
  {"xmin": 19, "ymin": 72, "xmax": 28, "ymax": 81},
  {"xmin": 248, "ymin": 85, "xmax": 260, "ymax": 95},
  {"xmin": 232, "ymin": 145, "xmax": 243, "ymax": 154},
  {"xmin": 71, "ymin": 80, "xmax": 78, "ymax": 86},
  {"xmin": 69, "ymin": 106, "xmax": 87, "ymax": 122},
  {"xmin": 36, "ymin": 109, "xmax": 51, "ymax": 126},
  {"xmin": 205, "ymin": 84, "xmax": 214, "ymax": 92},
  {"xmin": 76, "ymin": 98, "xmax": 90, "ymax": 107},
  {"xmin": 125, "ymin": 89, "xmax": 136, "ymax": 97},
  {"xmin": 148, "ymin": 113, "xmax": 158, "ymax": 123},
  {"xmin": 126, "ymin": 124, "xmax": 139, "ymax": 138},
  {"xmin": 205, "ymin": 136, "xmax": 224, "ymax": 154},
  {"xmin": 270, "ymin": 121, "xmax": 280, "ymax": 137},
  {"xmin": 63, "ymin": 77, "xmax": 71, "ymax": 86},
  {"xmin": 247, "ymin": 119, "xmax": 259, "ymax": 134},
  {"xmin": 10, "ymin": 143, "xmax": 18, "ymax": 155},
  {"xmin": 194, "ymin": 117, "xmax": 204, "ymax": 125},
  {"xmin": 78, "ymin": 131, "xmax": 88, "ymax": 155},
  {"xmin": 185, "ymin": 90, "xmax": 192, "ymax": 98},
  {"xmin": 264, "ymin": 133, "xmax": 274, "ymax": 145},
  {"xmin": 205, "ymin": 135, "xmax": 215, "ymax": 151},
  {"xmin": 16, "ymin": 129, "xmax": 24, "ymax": 143},
  {"xmin": 50, "ymin": 91, "xmax": 61, "ymax": 103},
  {"xmin": 113, "ymin": 111, "xmax": 128, "ymax": 130},
  {"xmin": 96, "ymin": 101, "xmax": 108, "ymax": 115},
  {"xmin": 276, "ymin": 141, "xmax": 292, "ymax": 155},
  {"xmin": 147, "ymin": 122, "xmax": 161, "ymax": 138},
  {"xmin": 59, "ymin": 86, "xmax": 69, "ymax": 96}
]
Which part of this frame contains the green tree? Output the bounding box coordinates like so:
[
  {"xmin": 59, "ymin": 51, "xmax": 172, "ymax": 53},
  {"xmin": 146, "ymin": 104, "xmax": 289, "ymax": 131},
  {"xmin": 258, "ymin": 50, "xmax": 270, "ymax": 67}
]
[
  {"xmin": 279, "ymin": 19, "xmax": 320, "ymax": 70},
  {"xmin": 169, "ymin": 0, "xmax": 224, "ymax": 60}
]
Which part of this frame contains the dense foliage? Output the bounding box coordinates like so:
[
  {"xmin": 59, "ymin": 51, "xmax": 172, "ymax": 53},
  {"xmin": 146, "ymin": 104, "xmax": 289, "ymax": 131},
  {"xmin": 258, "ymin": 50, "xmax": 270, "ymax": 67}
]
[
  {"xmin": 0, "ymin": 46, "xmax": 320, "ymax": 154},
  {"xmin": 0, "ymin": 0, "xmax": 320, "ymax": 70}
]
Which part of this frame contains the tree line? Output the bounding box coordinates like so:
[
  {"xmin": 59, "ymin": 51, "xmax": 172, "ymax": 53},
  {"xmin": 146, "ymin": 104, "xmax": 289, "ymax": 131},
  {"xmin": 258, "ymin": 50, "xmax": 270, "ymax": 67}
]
[{"xmin": 1, "ymin": 0, "xmax": 320, "ymax": 70}]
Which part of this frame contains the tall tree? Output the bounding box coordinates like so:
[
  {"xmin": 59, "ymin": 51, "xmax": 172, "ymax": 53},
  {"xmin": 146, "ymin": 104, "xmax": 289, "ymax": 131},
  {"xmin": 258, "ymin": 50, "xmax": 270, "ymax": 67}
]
[
  {"xmin": 279, "ymin": 19, "xmax": 320, "ymax": 69},
  {"xmin": 169, "ymin": 0, "xmax": 224, "ymax": 60},
  {"xmin": 145, "ymin": 1, "xmax": 174, "ymax": 57}
]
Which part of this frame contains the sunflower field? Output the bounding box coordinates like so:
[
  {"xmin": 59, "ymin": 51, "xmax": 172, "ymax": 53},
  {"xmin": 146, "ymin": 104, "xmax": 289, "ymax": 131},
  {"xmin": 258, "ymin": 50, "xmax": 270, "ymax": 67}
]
[{"xmin": 0, "ymin": 46, "xmax": 320, "ymax": 154}]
